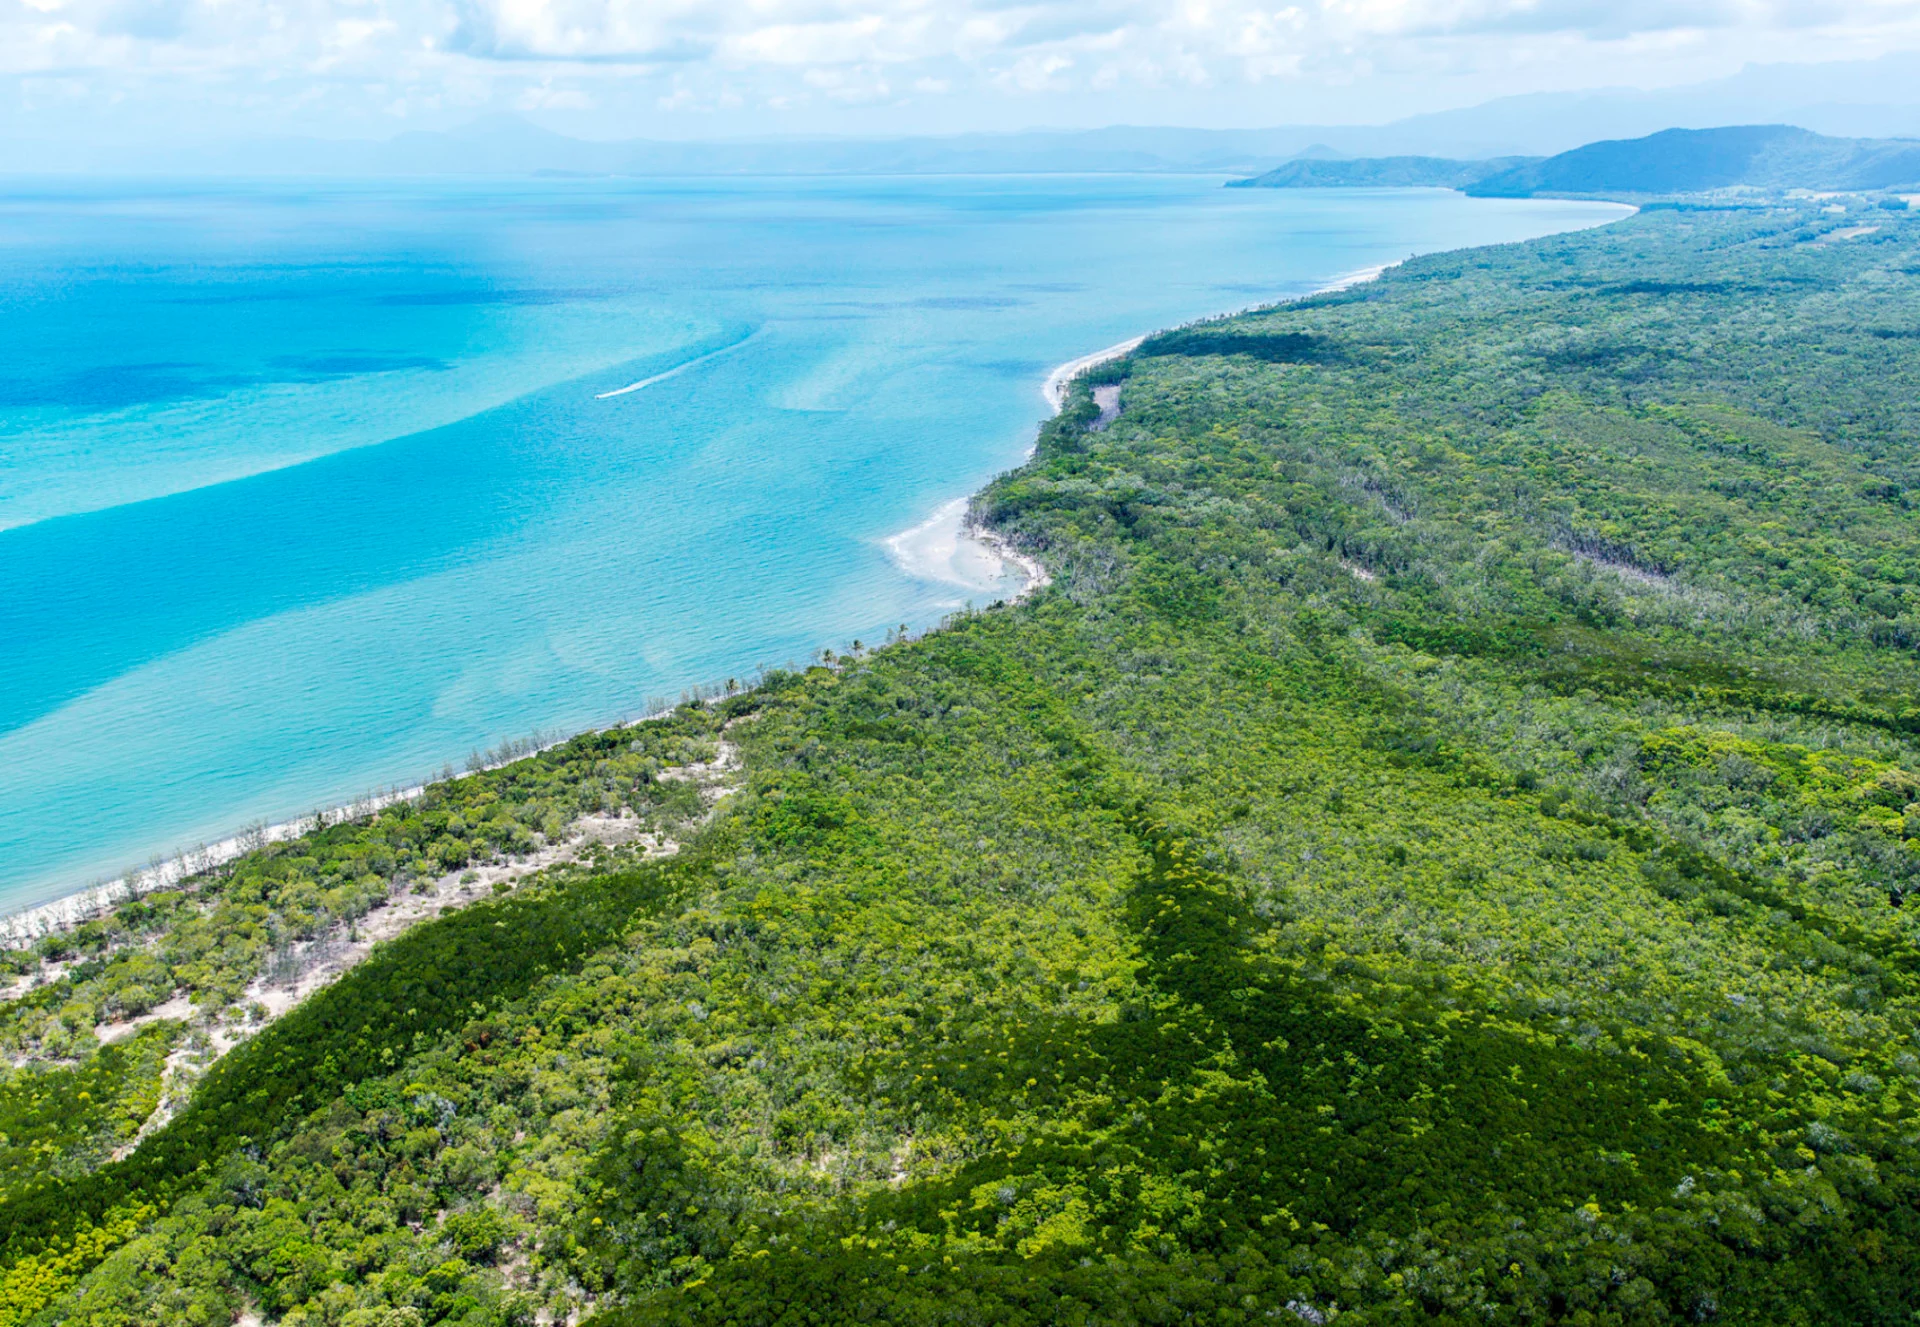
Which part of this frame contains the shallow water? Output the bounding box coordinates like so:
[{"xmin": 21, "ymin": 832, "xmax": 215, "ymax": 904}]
[{"xmin": 0, "ymin": 176, "xmax": 1627, "ymax": 910}]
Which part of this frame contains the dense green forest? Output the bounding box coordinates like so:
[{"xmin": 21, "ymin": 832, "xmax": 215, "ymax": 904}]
[{"xmin": 6, "ymin": 198, "xmax": 1920, "ymax": 1325}]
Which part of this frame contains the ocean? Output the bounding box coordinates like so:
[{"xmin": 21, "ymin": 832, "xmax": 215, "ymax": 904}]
[{"xmin": 0, "ymin": 175, "xmax": 1627, "ymax": 913}]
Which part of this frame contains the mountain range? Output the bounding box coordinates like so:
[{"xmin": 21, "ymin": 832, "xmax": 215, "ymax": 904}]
[
  {"xmin": 8, "ymin": 50, "xmax": 1920, "ymax": 178},
  {"xmin": 1232, "ymin": 126, "xmax": 1920, "ymax": 197}
]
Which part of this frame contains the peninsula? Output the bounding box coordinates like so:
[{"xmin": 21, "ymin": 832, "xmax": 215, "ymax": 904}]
[{"xmin": 5, "ymin": 194, "xmax": 1920, "ymax": 1326}]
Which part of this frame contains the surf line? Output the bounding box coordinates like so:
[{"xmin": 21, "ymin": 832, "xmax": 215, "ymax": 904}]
[{"xmin": 595, "ymin": 327, "xmax": 763, "ymax": 399}]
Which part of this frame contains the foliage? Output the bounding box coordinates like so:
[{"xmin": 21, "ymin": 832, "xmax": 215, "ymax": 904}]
[
  {"xmin": 0, "ymin": 1026, "xmax": 174, "ymax": 1201},
  {"xmin": 1, "ymin": 710, "xmax": 718, "ymax": 1066},
  {"xmin": 10, "ymin": 201, "xmax": 1920, "ymax": 1324},
  {"xmin": 0, "ymin": 1206, "xmax": 152, "ymax": 1327}
]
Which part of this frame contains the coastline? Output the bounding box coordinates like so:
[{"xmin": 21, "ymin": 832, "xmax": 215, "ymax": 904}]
[
  {"xmin": 1035, "ymin": 260, "xmax": 1393, "ymax": 417},
  {"xmin": 1041, "ymin": 336, "xmax": 1145, "ymax": 414},
  {"xmin": 900, "ymin": 258, "xmax": 1401, "ymax": 604},
  {"xmin": 3, "ymin": 260, "xmax": 1394, "ymax": 947},
  {"xmin": 0, "ymin": 729, "xmax": 607, "ymax": 947},
  {"xmin": 1, "ymin": 786, "xmax": 419, "ymax": 947}
]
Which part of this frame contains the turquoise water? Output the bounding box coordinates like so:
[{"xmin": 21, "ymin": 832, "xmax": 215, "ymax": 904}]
[{"xmin": 0, "ymin": 177, "xmax": 1626, "ymax": 911}]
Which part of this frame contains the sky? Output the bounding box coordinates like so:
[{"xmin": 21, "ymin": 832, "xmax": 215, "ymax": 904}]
[{"xmin": 5, "ymin": 0, "xmax": 1920, "ymax": 144}]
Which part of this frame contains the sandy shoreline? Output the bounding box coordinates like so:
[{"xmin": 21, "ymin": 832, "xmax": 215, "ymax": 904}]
[
  {"xmin": 4, "ymin": 260, "xmax": 1396, "ymax": 946},
  {"xmin": 891, "ymin": 258, "xmax": 1399, "ymax": 600},
  {"xmin": 1036, "ymin": 261, "xmax": 1391, "ymax": 416},
  {"xmin": 1042, "ymin": 337, "xmax": 1146, "ymax": 414},
  {"xmin": 0, "ymin": 786, "xmax": 420, "ymax": 947},
  {"xmin": 0, "ymin": 731, "xmax": 608, "ymax": 947}
]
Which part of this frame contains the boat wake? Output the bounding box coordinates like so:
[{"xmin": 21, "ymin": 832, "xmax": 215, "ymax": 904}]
[{"xmin": 596, "ymin": 329, "xmax": 763, "ymax": 399}]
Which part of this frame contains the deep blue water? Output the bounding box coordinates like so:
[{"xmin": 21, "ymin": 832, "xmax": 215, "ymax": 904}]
[{"xmin": 0, "ymin": 176, "xmax": 1627, "ymax": 910}]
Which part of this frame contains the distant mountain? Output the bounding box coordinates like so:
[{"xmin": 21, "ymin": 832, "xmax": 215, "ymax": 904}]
[
  {"xmin": 1339, "ymin": 51, "xmax": 1920, "ymax": 159},
  {"xmin": 1228, "ymin": 155, "xmax": 1537, "ymax": 190},
  {"xmin": 10, "ymin": 50, "xmax": 1920, "ymax": 179},
  {"xmin": 1233, "ymin": 126, "xmax": 1920, "ymax": 199},
  {"xmin": 1465, "ymin": 125, "xmax": 1920, "ymax": 196},
  {"xmin": 16, "ymin": 121, "xmax": 1367, "ymax": 179}
]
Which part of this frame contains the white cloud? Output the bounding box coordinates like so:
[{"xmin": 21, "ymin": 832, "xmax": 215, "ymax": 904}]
[
  {"xmin": 726, "ymin": 14, "xmax": 905, "ymax": 66},
  {"xmin": 515, "ymin": 75, "xmax": 591, "ymax": 106},
  {"xmin": 1, "ymin": 0, "xmax": 1918, "ymax": 138},
  {"xmin": 1002, "ymin": 50, "xmax": 1075, "ymax": 91}
]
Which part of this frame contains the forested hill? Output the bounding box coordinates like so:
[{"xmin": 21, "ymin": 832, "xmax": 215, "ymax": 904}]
[
  {"xmin": 7, "ymin": 200, "xmax": 1920, "ymax": 1325},
  {"xmin": 1226, "ymin": 154, "xmax": 1538, "ymax": 190},
  {"xmin": 1235, "ymin": 125, "xmax": 1920, "ymax": 196},
  {"xmin": 1468, "ymin": 125, "xmax": 1920, "ymax": 197}
]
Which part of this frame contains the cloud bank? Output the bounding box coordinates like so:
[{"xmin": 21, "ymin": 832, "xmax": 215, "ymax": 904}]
[{"xmin": 4, "ymin": 0, "xmax": 1920, "ymax": 140}]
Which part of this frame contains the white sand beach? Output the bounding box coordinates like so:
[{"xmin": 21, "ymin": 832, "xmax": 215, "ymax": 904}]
[
  {"xmin": 883, "ymin": 496, "xmax": 1051, "ymax": 603},
  {"xmin": 1041, "ymin": 336, "xmax": 1145, "ymax": 413},
  {"xmin": 888, "ymin": 259, "xmax": 1401, "ymax": 603},
  {"xmin": 1038, "ymin": 262, "xmax": 1392, "ymax": 415},
  {"xmin": 884, "ymin": 497, "xmax": 1023, "ymax": 592}
]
